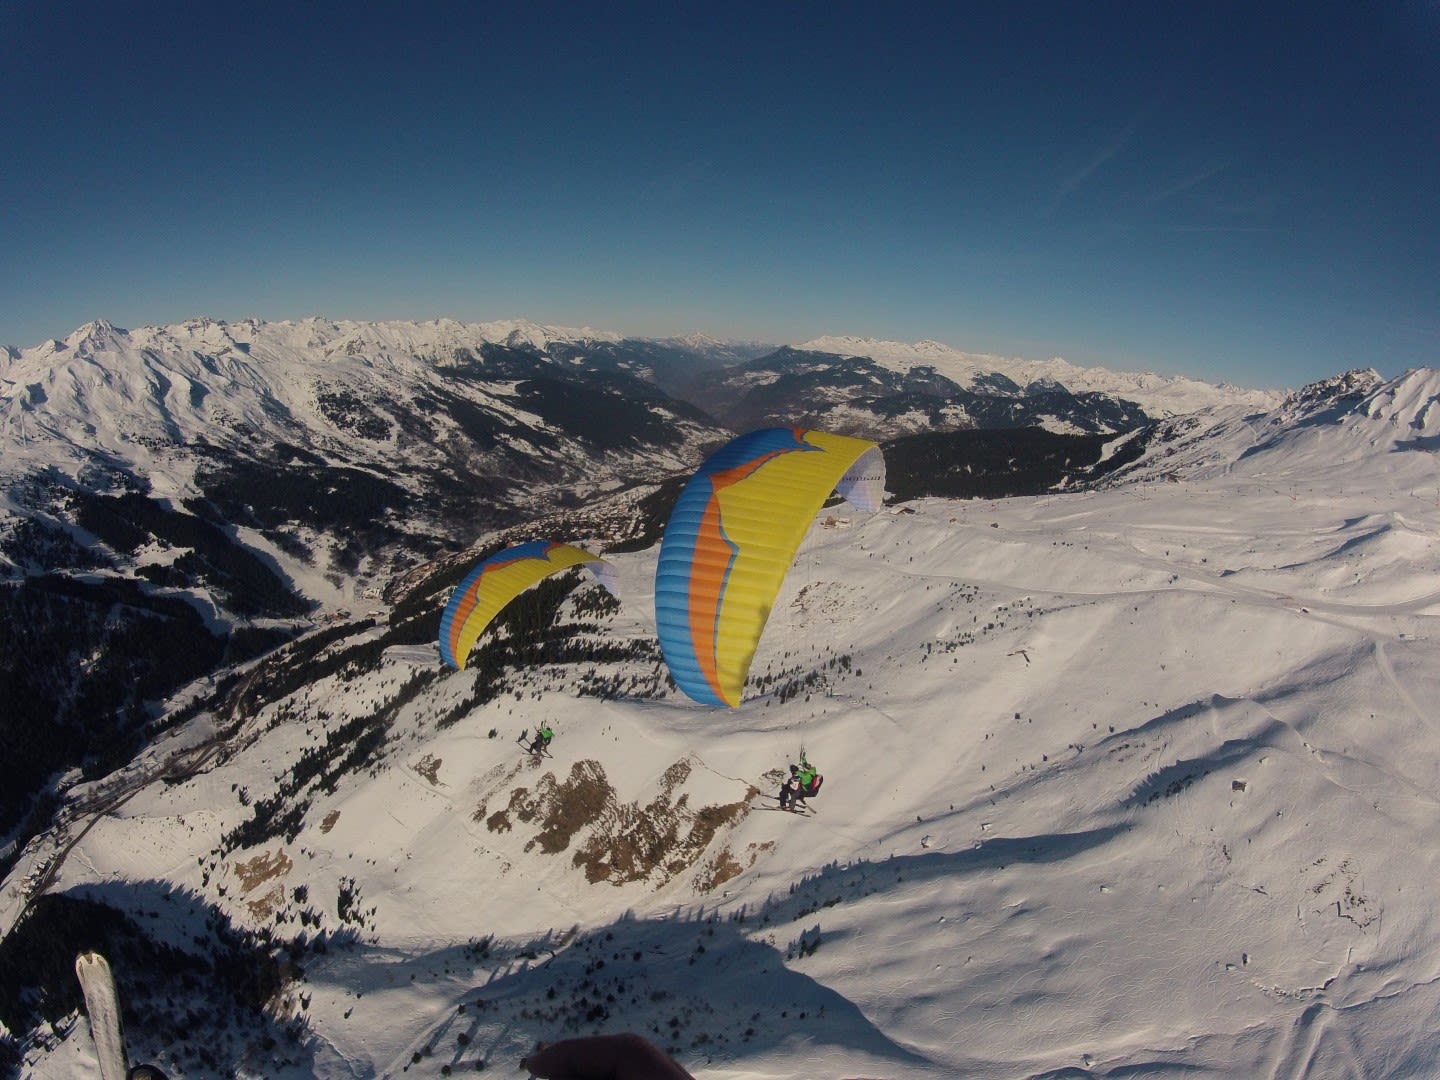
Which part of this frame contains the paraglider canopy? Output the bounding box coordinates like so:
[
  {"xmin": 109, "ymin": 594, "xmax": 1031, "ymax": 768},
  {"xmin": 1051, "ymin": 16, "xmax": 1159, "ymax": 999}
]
[
  {"xmin": 654, "ymin": 427, "xmax": 885, "ymax": 707},
  {"xmin": 438, "ymin": 540, "xmax": 617, "ymax": 670}
]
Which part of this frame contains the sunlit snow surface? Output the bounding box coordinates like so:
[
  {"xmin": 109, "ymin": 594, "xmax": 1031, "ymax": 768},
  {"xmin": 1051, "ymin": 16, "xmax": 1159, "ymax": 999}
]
[{"xmin": 10, "ymin": 369, "xmax": 1440, "ymax": 1079}]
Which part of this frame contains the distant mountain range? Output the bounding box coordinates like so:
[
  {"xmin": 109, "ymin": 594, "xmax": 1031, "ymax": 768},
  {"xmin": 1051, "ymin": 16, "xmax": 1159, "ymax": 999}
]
[
  {"xmin": 0, "ymin": 316, "xmax": 1286, "ymax": 595},
  {"xmin": 797, "ymin": 335, "xmax": 1285, "ymax": 418}
]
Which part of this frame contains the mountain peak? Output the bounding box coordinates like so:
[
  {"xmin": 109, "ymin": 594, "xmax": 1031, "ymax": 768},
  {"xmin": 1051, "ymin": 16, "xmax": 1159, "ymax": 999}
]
[
  {"xmin": 1355, "ymin": 367, "xmax": 1439, "ymax": 433},
  {"xmin": 1285, "ymin": 367, "xmax": 1384, "ymax": 409},
  {"xmin": 57, "ymin": 318, "xmax": 127, "ymax": 355}
]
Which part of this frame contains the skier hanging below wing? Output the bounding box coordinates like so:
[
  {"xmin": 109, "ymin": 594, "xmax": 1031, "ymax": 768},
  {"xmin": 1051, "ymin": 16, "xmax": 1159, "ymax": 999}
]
[
  {"xmin": 778, "ymin": 753, "xmax": 823, "ymax": 812},
  {"xmin": 527, "ymin": 724, "xmax": 554, "ymax": 756}
]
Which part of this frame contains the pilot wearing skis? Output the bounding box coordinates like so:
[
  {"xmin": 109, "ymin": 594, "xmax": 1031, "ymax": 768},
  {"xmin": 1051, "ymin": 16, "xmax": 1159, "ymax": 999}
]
[{"xmin": 778, "ymin": 756, "xmax": 822, "ymax": 811}]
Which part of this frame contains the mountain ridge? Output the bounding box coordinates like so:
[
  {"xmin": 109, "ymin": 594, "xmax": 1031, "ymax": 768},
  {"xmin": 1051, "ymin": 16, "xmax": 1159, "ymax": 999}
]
[{"xmin": 5, "ymin": 314, "xmax": 1283, "ymax": 411}]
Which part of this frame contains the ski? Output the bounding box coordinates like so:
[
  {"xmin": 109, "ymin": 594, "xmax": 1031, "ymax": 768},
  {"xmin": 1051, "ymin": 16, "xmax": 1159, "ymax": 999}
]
[
  {"xmin": 756, "ymin": 802, "xmax": 815, "ymax": 816},
  {"xmin": 753, "ymin": 790, "xmax": 817, "ymax": 815},
  {"xmin": 75, "ymin": 951, "xmax": 127, "ymax": 1080}
]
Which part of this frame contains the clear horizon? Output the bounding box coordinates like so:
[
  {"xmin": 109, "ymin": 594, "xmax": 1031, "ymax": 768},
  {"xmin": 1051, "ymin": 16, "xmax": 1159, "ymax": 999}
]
[{"xmin": 3, "ymin": 2, "xmax": 1437, "ymax": 390}]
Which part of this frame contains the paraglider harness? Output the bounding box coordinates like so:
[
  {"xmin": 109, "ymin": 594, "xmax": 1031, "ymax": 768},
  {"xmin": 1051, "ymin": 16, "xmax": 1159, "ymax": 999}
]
[
  {"xmin": 526, "ymin": 725, "xmax": 554, "ymax": 756},
  {"xmin": 780, "ymin": 753, "xmax": 823, "ymax": 811}
]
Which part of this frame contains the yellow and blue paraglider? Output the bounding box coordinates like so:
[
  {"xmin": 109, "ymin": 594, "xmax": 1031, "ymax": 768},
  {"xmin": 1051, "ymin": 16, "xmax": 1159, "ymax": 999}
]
[
  {"xmin": 438, "ymin": 540, "xmax": 618, "ymax": 670},
  {"xmin": 655, "ymin": 427, "xmax": 886, "ymax": 707}
]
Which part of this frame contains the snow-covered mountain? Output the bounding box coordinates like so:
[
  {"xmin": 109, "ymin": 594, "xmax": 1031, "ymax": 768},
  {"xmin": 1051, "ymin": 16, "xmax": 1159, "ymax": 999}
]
[
  {"xmin": 684, "ymin": 338, "xmax": 1280, "ymax": 441},
  {"xmin": 3, "ymin": 347, "xmax": 1439, "ymax": 1078},
  {"xmin": 0, "ymin": 316, "xmax": 739, "ymax": 611},
  {"xmin": 0, "ymin": 316, "xmax": 723, "ymax": 508},
  {"xmin": 800, "ymin": 335, "xmax": 1286, "ymax": 419},
  {"xmin": 0, "ymin": 316, "xmax": 735, "ymax": 862},
  {"xmin": 683, "ymin": 345, "xmax": 1153, "ymax": 439},
  {"xmin": 1090, "ymin": 367, "xmax": 1390, "ymax": 486}
]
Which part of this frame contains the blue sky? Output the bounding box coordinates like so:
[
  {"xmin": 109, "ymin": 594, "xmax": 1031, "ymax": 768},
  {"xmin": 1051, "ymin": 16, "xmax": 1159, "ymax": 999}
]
[{"xmin": 3, "ymin": 1, "xmax": 1437, "ymax": 388}]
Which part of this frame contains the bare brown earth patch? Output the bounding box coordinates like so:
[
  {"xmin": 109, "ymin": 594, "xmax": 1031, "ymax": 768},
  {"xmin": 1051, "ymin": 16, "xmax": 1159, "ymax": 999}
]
[
  {"xmin": 319, "ymin": 810, "xmax": 340, "ymax": 833},
  {"xmin": 472, "ymin": 760, "xmax": 529, "ymax": 829},
  {"xmin": 234, "ymin": 847, "xmax": 293, "ymax": 892},
  {"xmin": 234, "ymin": 848, "xmax": 293, "ymax": 918},
  {"xmin": 482, "ymin": 759, "xmax": 757, "ymax": 889},
  {"xmin": 246, "ymin": 882, "xmax": 286, "ymax": 920}
]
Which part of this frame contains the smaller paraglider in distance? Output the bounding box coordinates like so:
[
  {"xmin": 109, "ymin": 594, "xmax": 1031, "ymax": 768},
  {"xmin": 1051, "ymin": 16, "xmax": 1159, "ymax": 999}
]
[
  {"xmin": 437, "ymin": 540, "xmax": 618, "ymax": 670},
  {"xmin": 655, "ymin": 426, "xmax": 886, "ymax": 707}
]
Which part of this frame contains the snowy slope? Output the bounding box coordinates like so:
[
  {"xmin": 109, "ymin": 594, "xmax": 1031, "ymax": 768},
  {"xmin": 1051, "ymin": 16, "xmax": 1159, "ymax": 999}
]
[{"xmin": 6, "ymin": 370, "xmax": 1440, "ymax": 1079}]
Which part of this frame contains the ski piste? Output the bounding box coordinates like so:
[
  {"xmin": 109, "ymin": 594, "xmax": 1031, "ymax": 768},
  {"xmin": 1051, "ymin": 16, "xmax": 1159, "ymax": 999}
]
[{"xmin": 75, "ymin": 951, "xmax": 127, "ymax": 1080}]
